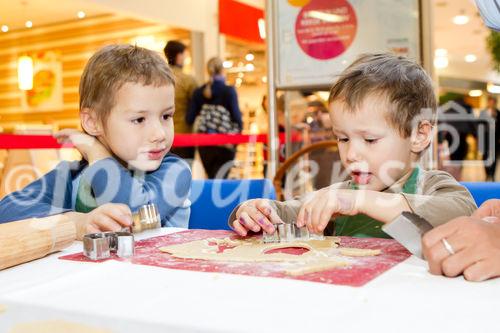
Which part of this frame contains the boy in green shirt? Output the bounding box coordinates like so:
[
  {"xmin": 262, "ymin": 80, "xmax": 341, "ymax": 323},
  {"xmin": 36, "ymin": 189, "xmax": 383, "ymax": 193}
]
[{"xmin": 229, "ymin": 53, "xmax": 477, "ymax": 238}]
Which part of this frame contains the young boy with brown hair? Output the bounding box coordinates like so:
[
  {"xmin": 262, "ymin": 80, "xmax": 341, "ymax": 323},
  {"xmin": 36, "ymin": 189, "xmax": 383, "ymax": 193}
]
[
  {"xmin": 229, "ymin": 53, "xmax": 477, "ymax": 238},
  {"xmin": 0, "ymin": 45, "xmax": 191, "ymax": 235}
]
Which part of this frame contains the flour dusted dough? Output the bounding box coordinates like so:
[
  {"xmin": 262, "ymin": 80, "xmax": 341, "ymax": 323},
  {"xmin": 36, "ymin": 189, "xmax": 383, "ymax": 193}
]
[
  {"xmin": 9, "ymin": 320, "xmax": 113, "ymax": 333},
  {"xmin": 160, "ymin": 237, "xmax": 341, "ymax": 262},
  {"xmin": 159, "ymin": 236, "xmax": 381, "ymax": 276},
  {"xmin": 339, "ymin": 248, "xmax": 381, "ymax": 257}
]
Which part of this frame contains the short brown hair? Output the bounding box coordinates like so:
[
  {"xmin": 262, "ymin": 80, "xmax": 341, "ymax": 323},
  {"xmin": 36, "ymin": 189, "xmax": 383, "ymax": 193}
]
[
  {"xmin": 80, "ymin": 44, "xmax": 175, "ymax": 123},
  {"xmin": 329, "ymin": 53, "xmax": 436, "ymax": 137}
]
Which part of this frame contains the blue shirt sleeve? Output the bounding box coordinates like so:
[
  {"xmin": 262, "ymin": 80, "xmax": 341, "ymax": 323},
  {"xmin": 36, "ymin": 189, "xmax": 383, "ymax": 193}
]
[
  {"xmin": 0, "ymin": 161, "xmax": 77, "ymax": 223},
  {"xmin": 81, "ymin": 155, "xmax": 192, "ymax": 228}
]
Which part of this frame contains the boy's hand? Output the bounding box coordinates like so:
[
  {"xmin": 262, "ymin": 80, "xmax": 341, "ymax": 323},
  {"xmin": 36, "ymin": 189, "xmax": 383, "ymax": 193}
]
[
  {"xmin": 69, "ymin": 203, "xmax": 133, "ymax": 240},
  {"xmin": 54, "ymin": 129, "xmax": 111, "ymax": 164},
  {"xmin": 231, "ymin": 199, "xmax": 283, "ymax": 236},
  {"xmin": 297, "ymin": 188, "xmax": 359, "ymax": 233}
]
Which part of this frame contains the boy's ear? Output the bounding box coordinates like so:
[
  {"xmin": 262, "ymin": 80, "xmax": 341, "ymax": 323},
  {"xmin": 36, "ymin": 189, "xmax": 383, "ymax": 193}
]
[
  {"xmin": 80, "ymin": 108, "xmax": 103, "ymax": 136},
  {"xmin": 411, "ymin": 120, "xmax": 433, "ymax": 153}
]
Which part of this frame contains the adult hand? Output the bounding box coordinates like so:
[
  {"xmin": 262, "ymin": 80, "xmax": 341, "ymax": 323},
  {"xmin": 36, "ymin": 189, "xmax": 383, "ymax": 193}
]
[{"xmin": 422, "ymin": 200, "xmax": 500, "ymax": 281}]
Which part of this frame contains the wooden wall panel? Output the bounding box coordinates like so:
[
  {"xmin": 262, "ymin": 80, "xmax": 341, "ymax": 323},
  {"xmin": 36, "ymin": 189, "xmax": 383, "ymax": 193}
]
[{"xmin": 0, "ymin": 14, "xmax": 190, "ymax": 133}]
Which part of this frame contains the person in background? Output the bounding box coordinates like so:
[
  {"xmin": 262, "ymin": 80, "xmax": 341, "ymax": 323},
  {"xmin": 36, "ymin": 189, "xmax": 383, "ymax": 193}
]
[
  {"xmin": 437, "ymin": 97, "xmax": 476, "ymax": 181},
  {"xmin": 164, "ymin": 40, "xmax": 198, "ymax": 160},
  {"xmin": 186, "ymin": 57, "xmax": 242, "ymax": 179},
  {"xmin": 479, "ymin": 96, "xmax": 499, "ymax": 181}
]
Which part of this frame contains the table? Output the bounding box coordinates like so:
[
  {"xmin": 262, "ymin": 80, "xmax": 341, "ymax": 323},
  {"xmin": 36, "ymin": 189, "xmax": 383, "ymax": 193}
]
[{"xmin": 1, "ymin": 228, "xmax": 499, "ymax": 333}]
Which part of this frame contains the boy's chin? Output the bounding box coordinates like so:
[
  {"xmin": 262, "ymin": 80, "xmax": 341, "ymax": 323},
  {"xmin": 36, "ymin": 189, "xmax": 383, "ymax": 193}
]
[{"xmin": 128, "ymin": 159, "xmax": 162, "ymax": 172}]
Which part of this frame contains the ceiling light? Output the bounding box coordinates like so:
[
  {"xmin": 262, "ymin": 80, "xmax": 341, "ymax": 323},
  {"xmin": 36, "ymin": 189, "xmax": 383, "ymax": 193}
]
[
  {"xmin": 25, "ymin": 21, "xmax": 33, "ymax": 28},
  {"xmin": 77, "ymin": 11, "xmax": 86, "ymax": 19},
  {"xmin": 245, "ymin": 63, "xmax": 255, "ymax": 71},
  {"xmin": 434, "ymin": 57, "xmax": 448, "ymax": 69},
  {"xmin": 261, "ymin": 76, "xmax": 267, "ymax": 83},
  {"xmin": 223, "ymin": 60, "xmax": 233, "ymax": 68},
  {"xmin": 464, "ymin": 54, "xmax": 477, "ymax": 63},
  {"xmin": 487, "ymin": 83, "xmax": 500, "ymax": 94},
  {"xmin": 453, "ymin": 13, "xmax": 469, "ymax": 25},
  {"xmin": 468, "ymin": 90, "xmax": 483, "ymax": 97},
  {"xmin": 245, "ymin": 53, "xmax": 254, "ymax": 61},
  {"xmin": 1, "ymin": 25, "xmax": 8, "ymax": 32},
  {"xmin": 434, "ymin": 48, "xmax": 448, "ymax": 57},
  {"xmin": 237, "ymin": 72, "xmax": 244, "ymax": 78}
]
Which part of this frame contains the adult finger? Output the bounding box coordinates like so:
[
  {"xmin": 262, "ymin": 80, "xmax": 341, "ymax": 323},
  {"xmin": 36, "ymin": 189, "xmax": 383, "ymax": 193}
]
[
  {"xmin": 441, "ymin": 246, "xmax": 482, "ymax": 278},
  {"xmin": 422, "ymin": 218, "xmax": 464, "ymax": 252},
  {"xmin": 463, "ymin": 260, "xmax": 498, "ymax": 282},
  {"xmin": 425, "ymin": 237, "xmax": 456, "ymax": 276},
  {"xmin": 472, "ymin": 199, "xmax": 500, "ymax": 219}
]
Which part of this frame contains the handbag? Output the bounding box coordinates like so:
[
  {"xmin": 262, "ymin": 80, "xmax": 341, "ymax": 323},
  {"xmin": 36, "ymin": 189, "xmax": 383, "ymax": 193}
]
[{"xmin": 197, "ymin": 103, "xmax": 240, "ymax": 134}]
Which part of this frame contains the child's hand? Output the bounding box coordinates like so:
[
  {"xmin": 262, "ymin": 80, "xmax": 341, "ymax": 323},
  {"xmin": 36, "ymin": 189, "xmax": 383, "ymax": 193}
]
[
  {"xmin": 297, "ymin": 188, "xmax": 359, "ymax": 234},
  {"xmin": 70, "ymin": 203, "xmax": 133, "ymax": 240},
  {"xmin": 54, "ymin": 129, "xmax": 111, "ymax": 164},
  {"xmin": 231, "ymin": 199, "xmax": 283, "ymax": 236}
]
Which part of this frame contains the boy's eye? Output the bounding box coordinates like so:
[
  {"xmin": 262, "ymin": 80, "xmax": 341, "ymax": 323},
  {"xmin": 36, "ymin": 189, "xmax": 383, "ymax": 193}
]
[
  {"xmin": 132, "ymin": 117, "xmax": 145, "ymax": 124},
  {"xmin": 337, "ymin": 137, "xmax": 349, "ymax": 143},
  {"xmin": 365, "ymin": 138, "xmax": 378, "ymax": 144},
  {"xmin": 162, "ymin": 113, "xmax": 172, "ymax": 120}
]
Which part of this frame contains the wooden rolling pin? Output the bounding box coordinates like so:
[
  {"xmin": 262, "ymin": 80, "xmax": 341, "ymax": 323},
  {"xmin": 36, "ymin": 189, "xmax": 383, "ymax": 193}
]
[{"xmin": 0, "ymin": 214, "xmax": 76, "ymax": 270}]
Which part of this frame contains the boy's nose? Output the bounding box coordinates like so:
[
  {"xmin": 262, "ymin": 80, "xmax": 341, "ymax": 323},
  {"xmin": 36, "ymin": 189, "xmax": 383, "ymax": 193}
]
[
  {"xmin": 346, "ymin": 142, "xmax": 362, "ymax": 162},
  {"xmin": 149, "ymin": 121, "xmax": 166, "ymax": 142}
]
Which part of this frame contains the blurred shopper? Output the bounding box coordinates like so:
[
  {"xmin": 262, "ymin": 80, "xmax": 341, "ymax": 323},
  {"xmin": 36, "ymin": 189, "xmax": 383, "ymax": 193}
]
[
  {"xmin": 304, "ymin": 100, "xmax": 342, "ymax": 189},
  {"xmin": 479, "ymin": 96, "xmax": 499, "ymax": 181},
  {"xmin": 438, "ymin": 97, "xmax": 476, "ymax": 180},
  {"xmin": 164, "ymin": 40, "xmax": 198, "ymax": 160},
  {"xmin": 187, "ymin": 57, "xmax": 242, "ymax": 178}
]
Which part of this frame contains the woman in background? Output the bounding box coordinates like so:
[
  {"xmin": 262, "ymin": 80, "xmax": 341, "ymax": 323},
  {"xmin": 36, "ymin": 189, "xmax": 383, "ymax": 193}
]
[{"xmin": 187, "ymin": 57, "xmax": 242, "ymax": 178}]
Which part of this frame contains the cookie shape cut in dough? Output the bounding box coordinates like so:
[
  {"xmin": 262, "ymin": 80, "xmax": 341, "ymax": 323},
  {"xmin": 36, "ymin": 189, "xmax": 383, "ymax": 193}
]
[
  {"xmin": 159, "ymin": 236, "xmax": 341, "ymax": 263},
  {"xmin": 159, "ymin": 236, "xmax": 382, "ymax": 276}
]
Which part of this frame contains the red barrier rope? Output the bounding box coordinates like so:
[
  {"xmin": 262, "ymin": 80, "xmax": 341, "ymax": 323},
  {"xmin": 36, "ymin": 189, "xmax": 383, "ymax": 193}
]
[{"xmin": 0, "ymin": 133, "xmax": 302, "ymax": 149}]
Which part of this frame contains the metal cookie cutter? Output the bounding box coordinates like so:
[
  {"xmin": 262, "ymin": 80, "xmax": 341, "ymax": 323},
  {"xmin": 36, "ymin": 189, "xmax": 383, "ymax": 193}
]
[
  {"xmin": 132, "ymin": 203, "xmax": 161, "ymax": 232},
  {"xmin": 83, "ymin": 231, "xmax": 135, "ymax": 260},
  {"xmin": 262, "ymin": 221, "xmax": 324, "ymax": 243},
  {"xmin": 115, "ymin": 231, "xmax": 135, "ymax": 258},
  {"xmin": 83, "ymin": 233, "xmax": 111, "ymax": 260}
]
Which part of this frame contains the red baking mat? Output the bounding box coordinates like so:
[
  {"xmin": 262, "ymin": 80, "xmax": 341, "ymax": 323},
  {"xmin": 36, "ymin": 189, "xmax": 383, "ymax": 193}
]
[{"xmin": 60, "ymin": 229, "xmax": 411, "ymax": 287}]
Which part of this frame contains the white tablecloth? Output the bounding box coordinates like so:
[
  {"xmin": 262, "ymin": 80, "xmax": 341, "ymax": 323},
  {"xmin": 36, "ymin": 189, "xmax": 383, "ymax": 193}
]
[{"xmin": 1, "ymin": 228, "xmax": 499, "ymax": 333}]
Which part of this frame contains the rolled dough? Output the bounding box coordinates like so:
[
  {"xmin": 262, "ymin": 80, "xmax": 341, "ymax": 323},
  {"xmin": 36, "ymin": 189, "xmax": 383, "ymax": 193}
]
[
  {"xmin": 9, "ymin": 320, "xmax": 113, "ymax": 333},
  {"xmin": 159, "ymin": 236, "xmax": 381, "ymax": 276}
]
